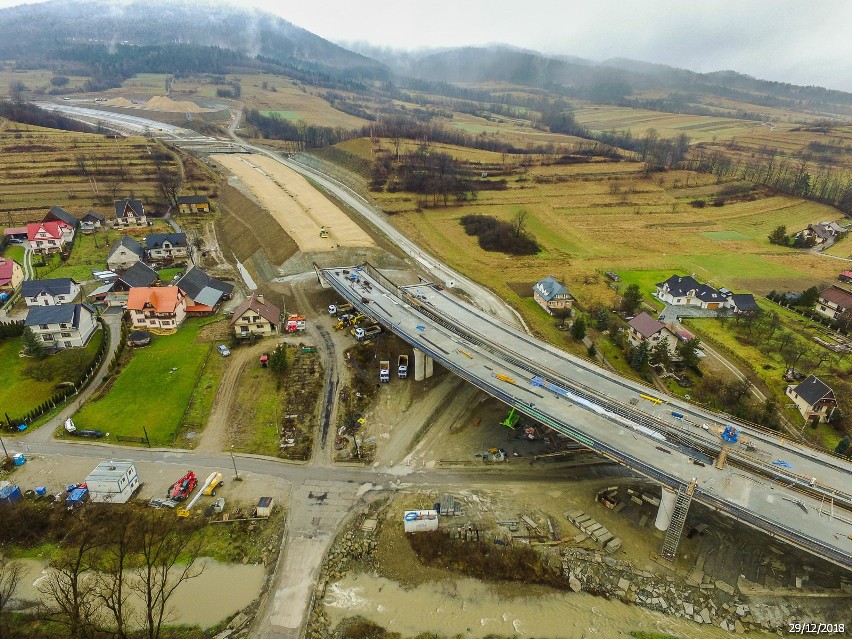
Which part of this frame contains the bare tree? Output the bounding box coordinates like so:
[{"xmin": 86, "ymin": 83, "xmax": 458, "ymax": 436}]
[
  {"xmin": 38, "ymin": 526, "xmax": 102, "ymax": 639},
  {"xmin": 512, "ymin": 209, "xmax": 529, "ymax": 237},
  {"xmin": 0, "ymin": 556, "xmax": 25, "ymax": 638},
  {"xmin": 133, "ymin": 511, "xmax": 204, "ymax": 639},
  {"xmin": 94, "ymin": 510, "xmax": 139, "ymax": 639}
]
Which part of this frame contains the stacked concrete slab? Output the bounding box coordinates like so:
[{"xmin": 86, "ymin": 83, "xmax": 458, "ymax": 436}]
[{"xmin": 563, "ymin": 509, "xmax": 622, "ymax": 553}]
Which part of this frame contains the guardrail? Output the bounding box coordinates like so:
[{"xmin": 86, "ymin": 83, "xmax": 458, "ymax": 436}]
[{"xmin": 322, "ymin": 267, "xmax": 852, "ymax": 569}]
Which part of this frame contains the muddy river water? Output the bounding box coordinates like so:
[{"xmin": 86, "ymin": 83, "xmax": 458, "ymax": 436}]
[
  {"xmin": 15, "ymin": 557, "xmax": 265, "ymax": 629},
  {"xmin": 325, "ymin": 573, "xmax": 756, "ymax": 638}
]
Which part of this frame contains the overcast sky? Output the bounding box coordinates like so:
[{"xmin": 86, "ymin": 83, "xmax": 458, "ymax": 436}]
[{"xmin": 1, "ymin": 0, "xmax": 850, "ymax": 92}]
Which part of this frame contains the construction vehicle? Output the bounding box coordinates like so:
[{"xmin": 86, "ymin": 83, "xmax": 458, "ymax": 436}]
[
  {"xmin": 354, "ymin": 325, "xmax": 382, "ymax": 341},
  {"xmin": 177, "ymin": 472, "xmax": 221, "ymax": 517},
  {"xmin": 285, "ymin": 314, "xmax": 306, "ymax": 332},
  {"xmin": 202, "ymin": 472, "xmax": 224, "ymax": 496},
  {"xmin": 334, "ymin": 315, "xmax": 350, "ymax": 330},
  {"xmin": 167, "ymin": 471, "xmax": 197, "ymax": 502},
  {"xmin": 501, "ymin": 408, "xmax": 521, "ymax": 429},
  {"xmin": 328, "ymin": 303, "xmax": 353, "ymax": 316},
  {"xmin": 398, "ymin": 354, "xmax": 409, "ymax": 378},
  {"xmin": 380, "ymin": 360, "xmax": 390, "ymax": 383},
  {"xmin": 319, "ymin": 226, "xmax": 329, "ymax": 238},
  {"xmin": 348, "ymin": 313, "xmax": 365, "ymax": 326},
  {"xmin": 260, "ymin": 353, "xmax": 269, "ymax": 367}
]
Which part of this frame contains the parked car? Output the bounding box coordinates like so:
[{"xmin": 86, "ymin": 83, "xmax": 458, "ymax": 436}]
[
  {"xmin": 217, "ymin": 344, "xmax": 231, "ymax": 357},
  {"xmin": 76, "ymin": 429, "xmax": 105, "ymax": 439},
  {"xmin": 7, "ymin": 238, "xmax": 23, "ymax": 244}
]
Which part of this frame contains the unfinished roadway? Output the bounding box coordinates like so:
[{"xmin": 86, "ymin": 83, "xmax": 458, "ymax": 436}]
[{"xmin": 321, "ymin": 264, "xmax": 852, "ymax": 571}]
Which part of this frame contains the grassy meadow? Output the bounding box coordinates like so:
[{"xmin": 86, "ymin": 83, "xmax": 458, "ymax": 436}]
[{"xmin": 71, "ymin": 318, "xmax": 216, "ymax": 446}]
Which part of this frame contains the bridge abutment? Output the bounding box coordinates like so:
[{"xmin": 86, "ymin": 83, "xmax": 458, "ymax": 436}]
[{"xmin": 413, "ymin": 348, "xmax": 434, "ymax": 381}]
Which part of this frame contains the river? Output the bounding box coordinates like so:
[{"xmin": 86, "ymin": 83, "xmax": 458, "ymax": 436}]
[
  {"xmin": 14, "ymin": 557, "xmax": 265, "ymax": 629},
  {"xmin": 325, "ymin": 572, "xmax": 761, "ymax": 639}
]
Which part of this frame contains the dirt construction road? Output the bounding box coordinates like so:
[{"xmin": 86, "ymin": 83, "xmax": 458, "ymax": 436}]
[{"xmin": 212, "ymin": 154, "xmax": 375, "ymax": 253}]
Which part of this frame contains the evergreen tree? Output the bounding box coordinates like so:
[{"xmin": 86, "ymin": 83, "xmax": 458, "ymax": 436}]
[
  {"xmin": 620, "ymin": 283, "xmax": 643, "ymax": 315},
  {"xmin": 570, "ymin": 316, "xmax": 587, "ymax": 341},
  {"xmin": 21, "ymin": 327, "xmax": 47, "ymax": 359}
]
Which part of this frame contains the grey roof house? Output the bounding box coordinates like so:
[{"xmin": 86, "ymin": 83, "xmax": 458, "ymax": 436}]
[
  {"xmin": 532, "ymin": 276, "xmax": 574, "ymax": 315},
  {"xmin": 176, "ymin": 266, "xmax": 233, "ymax": 313}
]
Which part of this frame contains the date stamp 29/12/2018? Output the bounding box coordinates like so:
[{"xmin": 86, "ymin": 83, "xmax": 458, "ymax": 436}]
[{"xmin": 787, "ymin": 623, "xmax": 845, "ymax": 635}]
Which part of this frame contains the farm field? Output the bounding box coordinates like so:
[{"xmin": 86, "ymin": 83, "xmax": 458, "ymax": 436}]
[
  {"xmin": 437, "ymin": 111, "xmax": 590, "ymax": 149},
  {"xmin": 0, "ymin": 69, "xmax": 91, "ymax": 97},
  {"xmin": 168, "ymin": 73, "xmax": 369, "ymax": 129},
  {"xmin": 71, "ymin": 318, "xmax": 216, "ymax": 446},
  {"xmin": 0, "ymin": 122, "xmax": 213, "ymax": 224},
  {"xmin": 0, "ymin": 327, "xmax": 104, "ymax": 419},
  {"xmin": 333, "ymin": 138, "xmax": 849, "ymax": 332}
]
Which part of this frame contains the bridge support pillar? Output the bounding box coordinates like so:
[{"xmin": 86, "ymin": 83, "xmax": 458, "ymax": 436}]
[
  {"xmin": 413, "ymin": 348, "xmax": 433, "ymax": 381},
  {"xmin": 655, "ymin": 487, "xmax": 677, "ymax": 531},
  {"xmin": 660, "ymin": 482, "xmax": 697, "ymax": 560}
]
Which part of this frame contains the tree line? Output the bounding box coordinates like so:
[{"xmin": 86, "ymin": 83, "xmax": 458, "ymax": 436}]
[{"xmin": 689, "ymin": 145, "xmax": 852, "ymax": 215}]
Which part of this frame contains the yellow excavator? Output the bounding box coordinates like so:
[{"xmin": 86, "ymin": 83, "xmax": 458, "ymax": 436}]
[{"xmin": 319, "ymin": 226, "xmax": 329, "ymax": 238}]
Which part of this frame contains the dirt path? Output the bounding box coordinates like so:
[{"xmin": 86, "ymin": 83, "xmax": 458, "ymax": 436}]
[
  {"xmin": 212, "ymin": 154, "xmax": 374, "ymax": 253},
  {"xmin": 195, "ymin": 341, "xmax": 271, "ymax": 453}
]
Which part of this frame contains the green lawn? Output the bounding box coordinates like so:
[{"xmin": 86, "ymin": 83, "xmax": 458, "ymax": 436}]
[
  {"xmin": 260, "ymin": 110, "xmax": 300, "ymax": 120},
  {"xmin": 231, "ymin": 367, "xmax": 284, "ymax": 456},
  {"xmin": 158, "ymin": 267, "xmax": 184, "ymax": 283},
  {"xmin": 617, "ymin": 269, "xmax": 686, "ymax": 299},
  {"xmin": 702, "ymin": 230, "xmax": 750, "ymax": 241},
  {"xmin": 72, "ymin": 318, "xmax": 213, "ymax": 446},
  {"xmin": 0, "ymin": 328, "xmax": 105, "ymax": 420},
  {"xmin": 2, "ymin": 244, "xmax": 25, "ymax": 264}
]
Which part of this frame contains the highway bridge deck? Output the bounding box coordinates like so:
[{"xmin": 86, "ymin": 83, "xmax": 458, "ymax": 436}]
[{"xmin": 321, "ymin": 265, "xmax": 852, "ymax": 570}]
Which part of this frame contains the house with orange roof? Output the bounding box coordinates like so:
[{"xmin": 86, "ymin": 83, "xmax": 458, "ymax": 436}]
[{"xmin": 126, "ymin": 286, "xmax": 186, "ymax": 331}]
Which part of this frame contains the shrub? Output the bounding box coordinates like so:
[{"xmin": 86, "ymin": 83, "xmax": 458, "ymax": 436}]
[
  {"xmin": 690, "ymin": 199, "xmax": 706, "ymax": 208},
  {"xmin": 459, "ymin": 214, "xmax": 540, "ymax": 256}
]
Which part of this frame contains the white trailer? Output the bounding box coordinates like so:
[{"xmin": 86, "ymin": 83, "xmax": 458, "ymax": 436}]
[{"xmin": 85, "ymin": 461, "xmax": 140, "ymax": 504}]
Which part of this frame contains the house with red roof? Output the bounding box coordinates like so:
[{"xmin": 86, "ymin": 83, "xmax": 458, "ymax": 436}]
[
  {"xmin": 27, "ymin": 221, "xmax": 69, "ymax": 254},
  {"xmin": 126, "ymin": 286, "xmax": 186, "ymax": 331},
  {"xmin": 0, "ymin": 257, "xmax": 23, "ymax": 293},
  {"xmin": 839, "ymin": 271, "xmax": 852, "ymax": 285}
]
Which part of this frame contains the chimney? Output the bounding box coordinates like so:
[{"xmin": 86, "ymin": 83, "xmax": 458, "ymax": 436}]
[{"xmin": 256, "ymin": 293, "xmax": 264, "ymax": 304}]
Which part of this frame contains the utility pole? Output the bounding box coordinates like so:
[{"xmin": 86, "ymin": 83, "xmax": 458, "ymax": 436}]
[
  {"xmin": 230, "ymin": 449, "xmax": 241, "ymax": 480},
  {"xmin": 0, "ymin": 435, "xmax": 8, "ymax": 460}
]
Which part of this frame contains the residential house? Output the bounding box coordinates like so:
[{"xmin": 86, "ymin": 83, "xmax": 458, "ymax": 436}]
[
  {"xmin": 800, "ymin": 221, "xmax": 845, "ymax": 245},
  {"xmin": 729, "ymin": 293, "xmax": 760, "ymax": 314},
  {"xmin": 655, "ymin": 275, "xmax": 727, "ymax": 310},
  {"xmin": 126, "ymin": 286, "xmax": 186, "ymax": 331},
  {"xmin": 114, "ymin": 198, "xmax": 147, "ymax": 228},
  {"xmin": 532, "ymin": 276, "xmax": 574, "ymax": 315},
  {"xmin": 145, "ymin": 233, "xmax": 189, "ymax": 262},
  {"xmin": 80, "ymin": 210, "xmax": 105, "ymax": 233},
  {"xmin": 0, "ymin": 257, "xmax": 23, "ymax": 294},
  {"xmin": 176, "ymin": 265, "xmax": 233, "ymax": 314},
  {"xmin": 786, "ymin": 375, "xmax": 837, "ymax": 424},
  {"xmin": 24, "ymin": 303, "xmax": 97, "ymax": 350},
  {"xmin": 107, "ymin": 236, "xmax": 145, "ymax": 271},
  {"xmin": 815, "ymin": 286, "xmax": 852, "ymax": 321},
  {"xmin": 627, "ymin": 312, "xmax": 679, "ymax": 353},
  {"xmin": 229, "ymin": 292, "xmax": 281, "ymax": 338},
  {"xmin": 21, "ymin": 278, "xmax": 81, "ymax": 307},
  {"xmin": 177, "ymin": 195, "xmax": 210, "ymax": 214},
  {"xmin": 838, "ymin": 270, "xmax": 852, "ymax": 285},
  {"xmin": 43, "ymin": 205, "xmax": 79, "ymax": 234},
  {"xmin": 105, "ymin": 262, "xmax": 159, "ymax": 307},
  {"xmin": 26, "ymin": 221, "xmax": 68, "ymax": 255}
]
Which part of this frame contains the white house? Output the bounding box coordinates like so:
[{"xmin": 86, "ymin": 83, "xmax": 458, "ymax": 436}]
[
  {"xmin": 107, "ymin": 236, "xmax": 145, "ymax": 271},
  {"xmin": 816, "ymin": 286, "xmax": 852, "ymax": 321},
  {"xmin": 786, "ymin": 375, "xmax": 837, "ymax": 424},
  {"xmin": 24, "ymin": 303, "xmax": 98, "ymax": 350},
  {"xmin": 26, "ymin": 221, "xmax": 68, "ymax": 255},
  {"xmin": 655, "ymin": 275, "xmax": 728, "ymax": 310},
  {"xmin": 626, "ymin": 312, "xmax": 679, "ymax": 353},
  {"xmin": 114, "ymin": 198, "xmax": 147, "ymax": 227},
  {"xmin": 21, "ymin": 278, "xmax": 81, "ymax": 306},
  {"xmin": 145, "ymin": 233, "xmax": 189, "ymax": 262}
]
